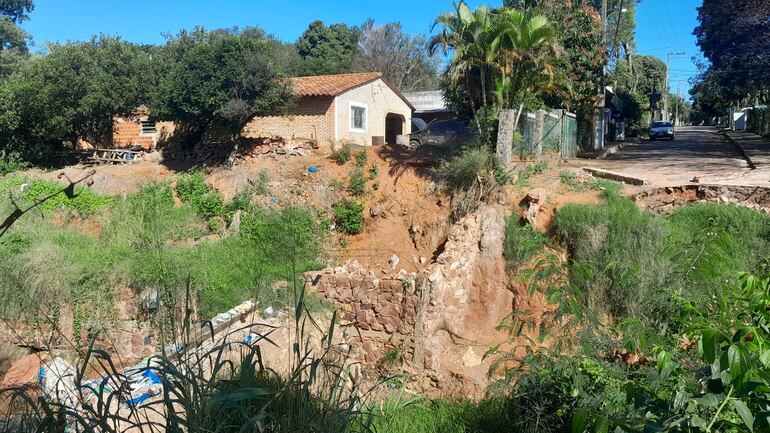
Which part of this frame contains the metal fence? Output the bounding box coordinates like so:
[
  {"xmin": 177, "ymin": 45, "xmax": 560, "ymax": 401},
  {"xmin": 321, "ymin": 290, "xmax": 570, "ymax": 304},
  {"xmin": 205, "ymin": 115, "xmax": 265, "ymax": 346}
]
[{"xmin": 514, "ymin": 109, "xmax": 578, "ymax": 159}]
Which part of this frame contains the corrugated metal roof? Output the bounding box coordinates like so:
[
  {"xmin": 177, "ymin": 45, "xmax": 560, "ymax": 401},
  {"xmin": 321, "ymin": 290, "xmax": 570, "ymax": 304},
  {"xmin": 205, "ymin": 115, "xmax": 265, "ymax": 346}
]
[{"xmin": 404, "ymin": 91, "xmax": 451, "ymax": 113}]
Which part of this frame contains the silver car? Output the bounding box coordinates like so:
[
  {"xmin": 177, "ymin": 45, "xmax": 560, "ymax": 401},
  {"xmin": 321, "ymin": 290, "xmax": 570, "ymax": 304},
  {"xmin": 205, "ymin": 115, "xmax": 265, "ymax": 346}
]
[{"xmin": 649, "ymin": 121, "xmax": 675, "ymax": 141}]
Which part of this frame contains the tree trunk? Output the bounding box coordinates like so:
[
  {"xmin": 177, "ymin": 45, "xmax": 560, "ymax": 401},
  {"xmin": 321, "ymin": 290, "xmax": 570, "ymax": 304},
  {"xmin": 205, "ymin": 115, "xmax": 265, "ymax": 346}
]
[{"xmin": 227, "ymin": 132, "xmax": 240, "ymax": 169}]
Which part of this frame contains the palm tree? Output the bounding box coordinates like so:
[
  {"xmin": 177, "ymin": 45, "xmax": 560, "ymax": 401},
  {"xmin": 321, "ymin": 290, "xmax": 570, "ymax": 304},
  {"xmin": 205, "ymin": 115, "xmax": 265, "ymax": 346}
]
[
  {"xmin": 430, "ymin": 2, "xmax": 498, "ymax": 109},
  {"xmin": 493, "ymin": 9, "xmax": 560, "ymax": 128}
]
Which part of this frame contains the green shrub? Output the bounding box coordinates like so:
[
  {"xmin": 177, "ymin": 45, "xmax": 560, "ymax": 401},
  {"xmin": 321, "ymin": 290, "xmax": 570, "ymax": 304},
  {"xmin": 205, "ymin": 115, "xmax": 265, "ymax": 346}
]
[
  {"xmin": 332, "ymin": 199, "xmax": 364, "ymax": 235},
  {"xmin": 0, "ymin": 159, "xmax": 29, "ymax": 175},
  {"xmin": 331, "ymin": 142, "xmax": 352, "ymax": 165},
  {"xmin": 348, "ymin": 169, "xmax": 367, "ymax": 196},
  {"xmin": 503, "ymin": 215, "xmax": 548, "ymax": 272},
  {"xmin": 368, "ymin": 164, "xmax": 379, "ymax": 180},
  {"xmin": 442, "ymin": 148, "xmax": 497, "ymax": 191},
  {"xmin": 176, "ymin": 169, "xmax": 208, "ymax": 204},
  {"xmin": 354, "ymin": 150, "xmax": 368, "ymax": 167},
  {"xmin": 22, "ymin": 179, "xmax": 116, "ymax": 216}
]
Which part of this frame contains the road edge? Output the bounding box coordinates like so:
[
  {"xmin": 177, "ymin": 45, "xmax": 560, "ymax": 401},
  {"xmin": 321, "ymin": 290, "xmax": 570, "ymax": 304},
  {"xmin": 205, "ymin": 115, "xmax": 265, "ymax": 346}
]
[{"xmin": 722, "ymin": 131, "xmax": 757, "ymax": 170}]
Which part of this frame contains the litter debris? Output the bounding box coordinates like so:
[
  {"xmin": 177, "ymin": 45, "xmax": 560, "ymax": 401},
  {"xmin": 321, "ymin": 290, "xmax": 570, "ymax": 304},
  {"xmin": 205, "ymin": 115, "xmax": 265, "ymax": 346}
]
[{"xmin": 308, "ymin": 166, "xmax": 319, "ymax": 173}]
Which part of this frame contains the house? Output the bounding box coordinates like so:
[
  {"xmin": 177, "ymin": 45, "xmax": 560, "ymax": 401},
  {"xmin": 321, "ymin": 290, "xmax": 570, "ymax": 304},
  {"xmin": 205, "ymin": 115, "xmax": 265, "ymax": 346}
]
[
  {"xmin": 403, "ymin": 90, "xmax": 456, "ymax": 124},
  {"xmin": 78, "ymin": 106, "xmax": 173, "ymax": 151},
  {"xmin": 246, "ymin": 72, "xmax": 414, "ymax": 146}
]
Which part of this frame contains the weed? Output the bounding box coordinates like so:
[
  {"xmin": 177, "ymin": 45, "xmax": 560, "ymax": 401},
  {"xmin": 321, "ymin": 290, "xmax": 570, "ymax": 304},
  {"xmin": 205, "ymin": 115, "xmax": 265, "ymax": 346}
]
[
  {"xmin": 441, "ymin": 148, "xmax": 503, "ymax": 220},
  {"xmin": 22, "ymin": 179, "xmax": 116, "ymax": 216},
  {"xmin": 517, "ymin": 161, "xmax": 548, "ymax": 187},
  {"xmin": 255, "ymin": 169, "xmax": 270, "ymax": 195},
  {"xmin": 348, "ymin": 169, "xmax": 367, "ymax": 196},
  {"xmin": 503, "ymin": 215, "xmax": 549, "ymax": 272},
  {"xmin": 176, "ymin": 169, "xmax": 208, "ymax": 204},
  {"xmin": 354, "ymin": 150, "xmax": 368, "ymax": 167},
  {"xmin": 368, "ymin": 163, "xmax": 379, "ymax": 180},
  {"xmin": 332, "ymin": 199, "xmax": 364, "ymax": 235},
  {"xmin": 0, "ymin": 158, "xmax": 29, "ymax": 175},
  {"xmin": 331, "ymin": 141, "xmax": 352, "ymax": 165}
]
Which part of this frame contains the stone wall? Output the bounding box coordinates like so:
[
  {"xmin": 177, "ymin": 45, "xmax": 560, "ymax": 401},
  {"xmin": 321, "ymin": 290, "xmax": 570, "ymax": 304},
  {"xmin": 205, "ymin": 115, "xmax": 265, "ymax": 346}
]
[
  {"xmin": 634, "ymin": 184, "xmax": 770, "ymax": 214},
  {"xmin": 306, "ymin": 205, "xmax": 513, "ymax": 396}
]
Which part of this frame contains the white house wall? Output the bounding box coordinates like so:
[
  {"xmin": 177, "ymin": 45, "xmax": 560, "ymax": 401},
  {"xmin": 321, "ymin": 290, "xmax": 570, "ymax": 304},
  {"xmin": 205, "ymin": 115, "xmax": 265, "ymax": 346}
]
[{"xmin": 335, "ymin": 79, "xmax": 413, "ymax": 146}]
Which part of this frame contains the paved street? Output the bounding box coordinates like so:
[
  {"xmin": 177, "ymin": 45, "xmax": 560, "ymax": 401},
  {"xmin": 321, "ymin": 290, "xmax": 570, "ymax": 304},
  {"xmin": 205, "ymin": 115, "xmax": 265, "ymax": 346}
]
[{"xmin": 575, "ymin": 126, "xmax": 769, "ymax": 187}]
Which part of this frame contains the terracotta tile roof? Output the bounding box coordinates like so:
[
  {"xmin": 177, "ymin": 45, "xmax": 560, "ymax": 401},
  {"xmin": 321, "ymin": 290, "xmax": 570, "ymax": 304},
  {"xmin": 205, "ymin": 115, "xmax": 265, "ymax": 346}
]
[{"xmin": 289, "ymin": 72, "xmax": 384, "ymax": 96}]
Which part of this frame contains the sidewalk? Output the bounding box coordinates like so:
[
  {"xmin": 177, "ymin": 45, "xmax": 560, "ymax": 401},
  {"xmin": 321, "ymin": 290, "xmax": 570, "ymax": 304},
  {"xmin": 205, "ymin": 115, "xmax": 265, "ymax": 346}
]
[{"xmin": 724, "ymin": 130, "xmax": 770, "ymax": 168}]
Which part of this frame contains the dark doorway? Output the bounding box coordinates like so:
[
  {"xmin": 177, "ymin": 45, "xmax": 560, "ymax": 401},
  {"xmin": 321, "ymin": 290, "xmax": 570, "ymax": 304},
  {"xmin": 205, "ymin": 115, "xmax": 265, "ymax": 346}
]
[{"xmin": 385, "ymin": 113, "xmax": 405, "ymax": 145}]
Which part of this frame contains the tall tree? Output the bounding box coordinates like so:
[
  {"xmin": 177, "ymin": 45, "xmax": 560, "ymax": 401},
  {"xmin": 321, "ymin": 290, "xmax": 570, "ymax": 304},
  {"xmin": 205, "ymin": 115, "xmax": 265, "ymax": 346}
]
[
  {"xmin": 0, "ymin": 0, "xmax": 32, "ymax": 23},
  {"xmin": 0, "ymin": 0, "xmax": 33, "ymax": 79},
  {"xmin": 151, "ymin": 28, "xmax": 292, "ymax": 166},
  {"xmin": 354, "ymin": 20, "xmax": 440, "ymax": 92},
  {"xmin": 0, "ymin": 37, "xmax": 153, "ymax": 162},
  {"xmin": 296, "ymin": 20, "xmax": 358, "ymax": 76},
  {"xmin": 694, "ymin": 0, "xmax": 770, "ymax": 108}
]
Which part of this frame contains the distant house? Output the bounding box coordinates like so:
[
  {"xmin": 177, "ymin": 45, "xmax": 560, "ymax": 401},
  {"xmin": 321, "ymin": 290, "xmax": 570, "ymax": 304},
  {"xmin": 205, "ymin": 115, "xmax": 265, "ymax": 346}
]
[
  {"xmin": 246, "ymin": 72, "xmax": 414, "ymax": 146},
  {"xmin": 79, "ymin": 106, "xmax": 173, "ymax": 151},
  {"xmin": 403, "ymin": 90, "xmax": 455, "ymax": 124}
]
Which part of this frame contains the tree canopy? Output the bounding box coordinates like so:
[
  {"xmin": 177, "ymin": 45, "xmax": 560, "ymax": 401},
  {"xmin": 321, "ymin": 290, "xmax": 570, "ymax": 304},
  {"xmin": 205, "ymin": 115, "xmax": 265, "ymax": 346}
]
[
  {"xmin": 691, "ymin": 0, "xmax": 770, "ymax": 115},
  {"xmin": 353, "ymin": 20, "xmax": 439, "ymax": 92},
  {"xmin": 296, "ymin": 20, "xmax": 358, "ymax": 76}
]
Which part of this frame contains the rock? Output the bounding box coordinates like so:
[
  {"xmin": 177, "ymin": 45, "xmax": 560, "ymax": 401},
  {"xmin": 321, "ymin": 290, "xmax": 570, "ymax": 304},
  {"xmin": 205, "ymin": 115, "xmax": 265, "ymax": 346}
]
[
  {"xmin": 419, "ymin": 256, "xmax": 427, "ymax": 265},
  {"xmin": 526, "ymin": 188, "xmax": 547, "ymax": 204},
  {"xmin": 389, "ymin": 254, "xmax": 400, "ymax": 270},
  {"xmin": 370, "ymin": 206, "xmax": 380, "ymax": 217},
  {"xmin": 1, "ymin": 353, "xmax": 44, "ymax": 387}
]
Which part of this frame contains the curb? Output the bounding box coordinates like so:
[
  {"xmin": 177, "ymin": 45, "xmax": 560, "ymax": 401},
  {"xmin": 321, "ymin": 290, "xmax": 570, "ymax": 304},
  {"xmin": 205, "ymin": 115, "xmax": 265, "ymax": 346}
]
[
  {"xmin": 722, "ymin": 132, "xmax": 757, "ymax": 170},
  {"xmin": 582, "ymin": 167, "xmax": 648, "ymax": 186}
]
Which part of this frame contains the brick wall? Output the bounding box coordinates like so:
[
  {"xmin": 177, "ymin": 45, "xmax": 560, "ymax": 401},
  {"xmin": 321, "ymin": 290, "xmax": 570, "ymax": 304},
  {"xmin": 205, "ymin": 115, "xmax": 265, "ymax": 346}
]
[
  {"xmin": 113, "ymin": 120, "xmax": 155, "ymax": 150},
  {"xmin": 245, "ymin": 96, "xmax": 335, "ymax": 143}
]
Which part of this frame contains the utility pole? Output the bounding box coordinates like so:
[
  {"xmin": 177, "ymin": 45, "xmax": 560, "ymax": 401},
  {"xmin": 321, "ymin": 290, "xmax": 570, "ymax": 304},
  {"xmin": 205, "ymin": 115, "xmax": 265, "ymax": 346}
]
[
  {"xmin": 664, "ymin": 51, "xmax": 685, "ymax": 122},
  {"xmin": 674, "ymin": 80, "xmax": 682, "ymax": 126}
]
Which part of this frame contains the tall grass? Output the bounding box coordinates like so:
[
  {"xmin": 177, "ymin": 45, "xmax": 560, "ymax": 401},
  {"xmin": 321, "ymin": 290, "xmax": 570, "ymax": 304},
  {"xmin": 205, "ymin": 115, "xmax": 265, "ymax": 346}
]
[
  {"xmin": 553, "ymin": 189, "xmax": 770, "ymax": 331},
  {"xmin": 0, "ymin": 180, "xmax": 327, "ymax": 329}
]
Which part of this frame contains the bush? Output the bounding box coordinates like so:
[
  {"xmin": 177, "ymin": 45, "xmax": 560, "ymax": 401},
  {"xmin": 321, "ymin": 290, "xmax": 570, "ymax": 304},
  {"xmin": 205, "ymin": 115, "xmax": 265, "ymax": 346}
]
[
  {"xmin": 441, "ymin": 148, "xmax": 503, "ymax": 220},
  {"xmin": 0, "ymin": 159, "xmax": 29, "ymax": 175},
  {"xmin": 348, "ymin": 169, "xmax": 367, "ymax": 196},
  {"xmin": 331, "ymin": 142, "xmax": 352, "ymax": 165},
  {"xmin": 354, "ymin": 150, "xmax": 368, "ymax": 167},
  {"xmin": 332, "ymin": 199, "xmax": 364, "ymax": 235},
  {"xmin": 176, "ymin": 169, "xmax": 208, "ymax": 204},
  {"xmin": 503, "ymin": 216, "xmax": 548, "ymax": 272}
]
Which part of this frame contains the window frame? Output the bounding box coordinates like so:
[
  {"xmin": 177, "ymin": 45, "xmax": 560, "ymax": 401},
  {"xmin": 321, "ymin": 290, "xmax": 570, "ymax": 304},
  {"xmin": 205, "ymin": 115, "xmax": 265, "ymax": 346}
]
[
  {"xmin": 140, "ymin": 120, "xmax": 157, "ymax": 136},
  {"xmin": 349, "ymin": 102, "xmax": 368, "ymax": 133}
]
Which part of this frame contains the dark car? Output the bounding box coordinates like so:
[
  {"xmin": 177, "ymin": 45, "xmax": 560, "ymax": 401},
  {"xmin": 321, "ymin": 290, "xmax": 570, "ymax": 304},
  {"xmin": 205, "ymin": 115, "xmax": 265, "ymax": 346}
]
[
  {"xmin": 403, "ymin": 119, "xmax": 470, "ymax": 148},
  {"xmin": 649, "ymin": 121, "xmax": 675, "ymax": 141}
]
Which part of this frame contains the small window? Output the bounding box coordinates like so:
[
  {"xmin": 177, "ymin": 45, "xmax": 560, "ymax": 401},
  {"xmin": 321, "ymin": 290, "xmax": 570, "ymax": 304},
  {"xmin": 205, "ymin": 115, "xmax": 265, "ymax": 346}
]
[
  {"xmin": 349, "ymin": 103, "xmax": 367, "ymax": 133},
  {"xmin": 140, "ymin": 121, "xmax": 157, "ymax": 136}
]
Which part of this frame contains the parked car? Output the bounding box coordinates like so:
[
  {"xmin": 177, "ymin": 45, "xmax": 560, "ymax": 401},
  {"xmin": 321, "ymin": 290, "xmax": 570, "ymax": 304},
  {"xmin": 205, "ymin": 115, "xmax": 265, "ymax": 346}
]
[
  {"xmin": 401, "ymin": 119, "xmax": 470, "ymax": 148},
  {"xmin": 649, "ymin": 121, "xmax": 675, "ymax": 141}
]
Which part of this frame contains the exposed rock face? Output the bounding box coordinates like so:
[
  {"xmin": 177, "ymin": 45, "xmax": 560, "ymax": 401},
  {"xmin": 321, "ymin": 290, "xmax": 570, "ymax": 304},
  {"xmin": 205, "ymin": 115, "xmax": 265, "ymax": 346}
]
[
  {"xmin": 306, "ymin": 204, "xmax": 513, "ymax": 396},
  {"xmin": 634, "ymin": 184, "xmax": 770, "ymax": 214}
]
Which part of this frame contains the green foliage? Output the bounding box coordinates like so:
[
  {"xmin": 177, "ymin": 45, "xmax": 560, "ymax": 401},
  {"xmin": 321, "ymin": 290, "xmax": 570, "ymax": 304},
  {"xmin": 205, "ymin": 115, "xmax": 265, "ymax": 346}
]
[
  {"xmin": 0, "ymin": 157, "xmax": 28, "ymax": 175},
  {"xmin": 176, "ymin": 169, "xmax": 209, "ymax": 204},
  {"xmin": 21, "ymin": 179, "xmax": 116, "ymax": 216},
  {"xmin": 353, "ymin": 150, "xmax": 368, "ymax": 168},
  {"xmin": 516, "ymin": 161, "xmax": 548, "ymax": 186},
  {"xmin": 348, "ymin": 169, "xmax": 367, "ymax": 196},
  {"xmin": 332, "ymin": 199, "xmax": 364, "ymax": 235},
  {"xmin": 503, "ymin": 215, "xmax": 548, "ymax": 272},
  {"xmin": 354, "ymin": 20, "xmax": 440, "ymax": 92},
  {"xmin": 151, "ymin": 28, "xmax": 292, "ymax": 141},
  {"xmin": 331, "ymin": 142, "xmax": 352, "ymax": 165},
  {"xmin": 296, "ymin": 20, "xmax": 357, "ymax": 75},
  {"xmin": 0, "ymin": 36, "xmax": 154, "ymax": 163},
  {"xmin": 442, "ymin": 148, "xmax": 497, "ymax": 191}
]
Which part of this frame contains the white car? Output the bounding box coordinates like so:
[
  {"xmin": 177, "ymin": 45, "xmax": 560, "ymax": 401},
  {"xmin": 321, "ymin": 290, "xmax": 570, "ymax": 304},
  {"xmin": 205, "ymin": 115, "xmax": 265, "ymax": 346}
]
[{"xmin": 649, "ymin": 121, "xmax": 675, "ymax": 141}]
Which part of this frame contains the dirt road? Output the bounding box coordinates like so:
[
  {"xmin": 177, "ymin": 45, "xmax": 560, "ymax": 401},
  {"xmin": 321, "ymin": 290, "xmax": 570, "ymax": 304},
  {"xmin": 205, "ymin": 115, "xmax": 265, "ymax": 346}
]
[{"xmin": 576, "ymin": 126, "xmax": 761, "ymax": 186}]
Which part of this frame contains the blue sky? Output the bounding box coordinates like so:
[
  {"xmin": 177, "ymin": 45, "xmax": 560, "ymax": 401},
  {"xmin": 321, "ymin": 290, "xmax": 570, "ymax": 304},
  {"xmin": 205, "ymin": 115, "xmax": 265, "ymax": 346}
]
[{"xmin": 21, "ymin": 0, "xmax": 702, "ymax": 97}]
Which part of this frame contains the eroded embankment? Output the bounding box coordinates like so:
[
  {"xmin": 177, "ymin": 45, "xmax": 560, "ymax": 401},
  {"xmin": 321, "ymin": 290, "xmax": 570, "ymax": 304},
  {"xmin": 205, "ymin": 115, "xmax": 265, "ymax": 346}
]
[{"xmin": 633, "ymin": 184, "xmax": 770, "ymax": 214}]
